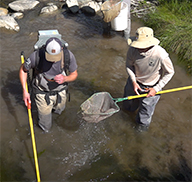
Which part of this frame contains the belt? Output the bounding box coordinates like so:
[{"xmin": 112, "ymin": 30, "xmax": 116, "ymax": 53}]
[
  {"xmin": 45, "ymin": 91, "xmax": 61, "ymax": 105},
  {"xmin": 137, "ymin": 81, "xmax": 158, "ymax": 88},
  {"xmin": 44, "ymin": 76, "xmax": 55, "ymax": 82}
]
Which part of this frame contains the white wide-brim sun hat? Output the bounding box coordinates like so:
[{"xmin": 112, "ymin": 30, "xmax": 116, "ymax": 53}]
[{"xmin": 128, "ymin": 27, "xmax": 160, "ymax": 49}]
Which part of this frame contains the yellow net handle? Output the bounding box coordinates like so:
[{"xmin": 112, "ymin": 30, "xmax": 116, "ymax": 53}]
[
  {"xmin": 128, "ymin": 85, "xmax": 192, "ymax": 100},
  {"xmin": 21, "ymin": 53, "xmax": 41, "ymax": 182}
]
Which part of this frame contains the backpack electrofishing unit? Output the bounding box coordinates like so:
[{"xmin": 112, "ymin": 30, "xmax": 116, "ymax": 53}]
[
  {"xmin": 33, "ymin": 29, "xmax": 70, "ymax": 76},
  {"xmin": 31, "ymin": 30, "xmax": 71, "ymax": 101}
]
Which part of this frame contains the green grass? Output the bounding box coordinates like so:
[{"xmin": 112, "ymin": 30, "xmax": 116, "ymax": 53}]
[{"xmin": 143, "ymin": 0, "xmax": 192, "ymax": 74}]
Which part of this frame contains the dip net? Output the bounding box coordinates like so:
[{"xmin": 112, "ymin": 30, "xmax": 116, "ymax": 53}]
[
  {"xmin": 101, "ymin": 0, "xmax": 122, "ymax": 22},
  {"xmin": 79, "ymin": 92, "xmax": 120, "ymax": 123}
]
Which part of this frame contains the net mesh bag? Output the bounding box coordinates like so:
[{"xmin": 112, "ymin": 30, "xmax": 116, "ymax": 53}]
[
  {"xmin": 79, "ymin": 92, "xmax": 120, "ymax": 123},
  {"xmin": 101, "ymin": 0, "xmax": 122, "ymax": 23}
]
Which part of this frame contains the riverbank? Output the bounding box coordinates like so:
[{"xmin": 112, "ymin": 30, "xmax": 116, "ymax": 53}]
[
  {"xmin": 0, "ymin": 0, "xmax": 191, "ymax": 74},
  {"xmin": 140, "ymin": 0, "xmax": 192, "ymax": 74}
]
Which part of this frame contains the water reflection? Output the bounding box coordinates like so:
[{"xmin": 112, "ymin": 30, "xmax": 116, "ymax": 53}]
[{"xmin": 0, "ymin": 1, "xmax": 192, "ymax": 181}]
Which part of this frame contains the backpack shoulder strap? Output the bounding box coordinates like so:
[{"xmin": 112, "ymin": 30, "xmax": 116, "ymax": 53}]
[
  {"xmin": 35, "ymin": 49, "xmax": 40, "ymax": 67},
  {"xmin": 63, "ymin": 46, "xmax": 70, "ymax": 74},
  {"xmin": 32, "ymin": 47, "xmax": 45, "ymax": 78},
  {"xmin": 37, "ymin": 47, "xmax": 45, "ymax": 71},
  {"xmin": 62, "ymin": 46, "xmax": 71, "ymax": 101}
]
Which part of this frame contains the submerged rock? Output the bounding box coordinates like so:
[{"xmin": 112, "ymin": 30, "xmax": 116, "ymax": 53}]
[
  {"xmin": 66, "ymin": 0, "xmax": 79, "ymax": 14},
  {"xmin": 40, "ymin": 3, "xmax": 58, "ymax": 14},
  {"xmin": 11, "ymin": 12, "xmax": 24, "ymax": 19},
  {"xmin": 80, "ymin": 6, "xmax": 95, "ymax": 16},
  {"xmin": 0, "ymin": 15, "xmax": 20, "ymax": 31}
]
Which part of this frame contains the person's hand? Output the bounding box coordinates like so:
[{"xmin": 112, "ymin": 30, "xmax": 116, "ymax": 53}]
[
  {"xmin": 132, "ymin": 81, "xmax": 142, "ymax": 95},
  {"xmin": 54, "ymin": 74, "xmax": 67, "ymax": 84},
  {"xmin": 23, "ymin": 90, "xmax": 31, "ymax": 107},
  {"xmin": 146, "ymin": 88, "xmax": 156, "ymax": 97}
]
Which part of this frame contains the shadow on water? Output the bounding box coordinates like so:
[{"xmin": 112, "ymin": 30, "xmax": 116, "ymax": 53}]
[
  {"xmin": 55, "ymin": 107, "xmax": 82, "ymax": 132},
  {"xmin": 1, "ymin": 70, "xmax": 37, "ymax": 123},
  {"xmin": 62, "ymin": 6, "xmax": 103, "ymax": 34},
  {"xmin": 0, "ymin": 159, "xmax": 27, "ymax": 181},
  {"xmin": 1, "ymin": 70, "xmax": 37, "ymax": 181},
  {"xmin": 62, "ymin": 7, "xmax": 119, "ymax": 39},
  {"xmin": 1, "ymin": 70, "xmax": 23, "ymax": 119}
]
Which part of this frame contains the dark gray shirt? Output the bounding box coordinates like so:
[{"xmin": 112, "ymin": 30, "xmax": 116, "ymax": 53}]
[{"xmin": 24, "ymin": 49, "xmax": 77, "ymax": 91}]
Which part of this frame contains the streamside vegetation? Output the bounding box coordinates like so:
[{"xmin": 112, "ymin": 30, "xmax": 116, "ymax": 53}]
[{"xmin": 142, "ymin": 0, "xmax": 192, "ymax": 74}]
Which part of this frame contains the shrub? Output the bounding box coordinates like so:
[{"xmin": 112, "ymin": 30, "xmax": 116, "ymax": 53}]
[{"xmin": 143, "ymin": 0, "xmax": 192, "ymax": 74}]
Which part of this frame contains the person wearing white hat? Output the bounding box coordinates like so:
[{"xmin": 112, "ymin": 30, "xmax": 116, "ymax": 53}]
[
  {"xmin": 19, "ymin": 37, "xmax": 78, "ymax": 132},
  {"xmin": 123, "ymin": 27, "xmax": 175, "ymax": 132}
]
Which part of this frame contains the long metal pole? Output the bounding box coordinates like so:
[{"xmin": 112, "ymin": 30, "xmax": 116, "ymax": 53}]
[
  {"xmin": 127, "ymin": 85, "xmax": 192, "ymax": 100},
  {"xmin": 21, "ymin": 52, "xmax": 41, "ymax": 182}
]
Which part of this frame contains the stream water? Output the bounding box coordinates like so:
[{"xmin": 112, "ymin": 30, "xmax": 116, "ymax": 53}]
[{"xmin": 0, "ymin": 1, "xmax": 192, "ymax": 181}]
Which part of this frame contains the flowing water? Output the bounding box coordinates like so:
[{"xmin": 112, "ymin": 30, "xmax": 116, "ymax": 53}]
[{"xmin": 0, "ymin": 1, "xmax": 192, "ymax": 181}]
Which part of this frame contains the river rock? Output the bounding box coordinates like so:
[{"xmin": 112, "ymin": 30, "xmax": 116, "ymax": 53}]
[
  {"xmin": 66, "ymin": 0, "xmax": 79, "ymax": 14},
  {"xmin": 8, "ymin": 0, "xmax": 39, "ymax": 12},
  {"xmin": 78, "ymin": 0, "xmax": 93, "ymax": 7},
  {"xmin": 0, "ymin": 15, "xmax": 20, "ymax": 31},
  {"xmin": 0, "ymin": 7, "xmax": 8, "ymax": 16},
  {"xmin": 40, "ymin": 3, "xmax": 58, "ymax": 14},
  {"xmin": 80, "ymin": 1, "xmax": 101, "ymax": 12},
  {"xmin": 11, "ymin": 12, "xmax": 24, "ymax": 19},
  {"xmin": 80, "ymin": 6, "xmax": 95, "ymax": 16}
]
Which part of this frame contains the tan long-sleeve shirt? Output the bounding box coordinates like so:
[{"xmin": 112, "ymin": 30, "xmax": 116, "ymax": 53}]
[{"xmin": 126, "ymin": 45, "xmax": 175, "ymax": 92}]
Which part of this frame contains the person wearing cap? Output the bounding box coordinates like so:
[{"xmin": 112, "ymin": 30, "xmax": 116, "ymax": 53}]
[
  {"xmin": 123, "ymin": 27, "xmax": 174, "ymax": 131},
  {"xmin": 19, "ymin": 37, "xmax": 78, "ymax": 132}
]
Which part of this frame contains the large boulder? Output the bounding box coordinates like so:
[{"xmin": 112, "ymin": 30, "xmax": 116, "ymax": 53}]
[
  {"xmin": 8, "ymin": 0, "xmax": 39, "ymax": 12},
  {"xmin": 0, "ymin": 15, "xmax": 20, "ymax": 31}
]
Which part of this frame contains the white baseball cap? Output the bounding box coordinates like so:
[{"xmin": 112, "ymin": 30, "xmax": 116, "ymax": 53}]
[{"xmin": 45, "ymin": 37, "xmax": 62, "ymax": 62}]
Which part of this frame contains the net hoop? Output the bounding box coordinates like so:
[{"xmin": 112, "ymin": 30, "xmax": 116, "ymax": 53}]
[
  {"xmin": 79, "ymin": 92, "xmax": 120, "ymax": 123},
  {"xmin": 101, "ymin": 0, "xmax": 122, "ymax": 22}
]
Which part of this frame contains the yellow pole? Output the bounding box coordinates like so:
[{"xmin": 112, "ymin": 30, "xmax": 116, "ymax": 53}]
[
  {"xmin": 127, "ymin": 85, "xmax": 192, "ymax": 100},
  {"xmin": 21, "ymin": 53, "xmax": 41, "ymax": 182}
]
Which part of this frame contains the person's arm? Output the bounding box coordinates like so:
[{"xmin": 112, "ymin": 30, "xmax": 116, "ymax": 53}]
[
  {"xmin": 19, "ymin": 64, "xmax": 31, "ymax": 106},
  {"xmin": 145, "ymin": 56, "xmax": 174, "ymax": 97},
  {"xmin": 153, "ymin": 57, "xmax": 175, "ymax": 93},
  {"xmin": 54, "ymin": 70, "xmax": 78, "ymax": 84}
]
